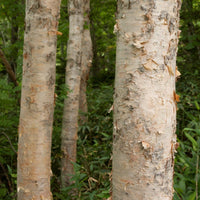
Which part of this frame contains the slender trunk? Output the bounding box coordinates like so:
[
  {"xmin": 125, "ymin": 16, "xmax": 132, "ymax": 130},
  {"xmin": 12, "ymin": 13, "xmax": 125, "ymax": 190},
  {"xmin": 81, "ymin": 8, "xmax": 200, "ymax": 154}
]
[
  {"xmin": 17, "ymin": 0, "xmax": 61, "ymax": 199},
  {"xmin": 79, "ymin": 0, "xmax": 93, "ymax": 125},
  {"xmin": 61, "ymin": 0, "xmax": 84, "ymax": 187},
  {"xmin": 0, "ymin": 49, "xmax": 18, "ymax": 86},
  {"xmin": 113, "ymin": 1, "xmax": 181, "ymax": 200}
]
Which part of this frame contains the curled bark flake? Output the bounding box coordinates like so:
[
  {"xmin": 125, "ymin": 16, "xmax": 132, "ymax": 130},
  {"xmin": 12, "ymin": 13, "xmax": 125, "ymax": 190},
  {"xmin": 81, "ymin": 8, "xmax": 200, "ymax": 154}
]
[
  {"xmin": 113, "ymin": 20, "xmax": 120, "ymax": 34},
  {"xmin": 175, "ymin": 66, "xmax": 181, "ymax": 80},
  {"xmin": 173, "ymin": 91, "xmax": 180, "ymax": 102},
  {"xmin": 124, "ymin": 32, "xmax": 132, "ymax": 43},
  {"xmin": 143, "ymin": 59, "xmax": 158, "ymax": 71},
  {"xmin": 166, "ymin": 65, "xmax": 174, "ymax": 76},
  {"xmin": 177, "ymin": 29, "xmax": 181, "ymax": 38},
  {"xmin": 141, "ymin": 141, "xmax": 151, "ymax": 150},
  {"xmin": 132, "ymin": 40, "xmax": 144, "ymax": 49},
  {"xmin": 48, "ymin": 30, "xmax": 62, "ymax": 36},
  {"xmin": 121, "ymin": 14, "xmax": 126, "ymax": 19},
  {"xmin": 54, "ymin": 93, "xmax": 58, "ymax": 106}
]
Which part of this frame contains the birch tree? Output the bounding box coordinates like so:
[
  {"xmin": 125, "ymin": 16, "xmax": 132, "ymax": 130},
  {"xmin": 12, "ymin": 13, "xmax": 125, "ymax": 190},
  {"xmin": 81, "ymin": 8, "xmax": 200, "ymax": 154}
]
[
  {"xmin": 17, "ymin": 0, "xmax": 61, "ymax": 199},
  {"xmin": 113, "ymin": 0, "xmax": 181, "ymax": 199},
  {"xmin": 79, "ymin": 0, "xmax": 93, "ymax": 124},
  {"xmin": 61, "ymin": 0, "xmax": 84, "ymax": 187}
]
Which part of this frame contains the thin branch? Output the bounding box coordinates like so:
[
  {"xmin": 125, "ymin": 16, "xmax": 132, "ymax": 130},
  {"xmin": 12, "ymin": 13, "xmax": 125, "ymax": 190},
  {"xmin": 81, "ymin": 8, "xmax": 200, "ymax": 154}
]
[
  {"xmin": 0, "ymin": 49, "xmax": 19, "ymax": 86},
  {"xmin": 0, "ymin": 132, "xmax": 17, "ymax": 154},
  {"xmin": 0, "ymin": 31, "xmax": 6, "ymax": 46},
  {"xmin": 0, "ymin": 162, "xmax": 13, "ymax": 192}
]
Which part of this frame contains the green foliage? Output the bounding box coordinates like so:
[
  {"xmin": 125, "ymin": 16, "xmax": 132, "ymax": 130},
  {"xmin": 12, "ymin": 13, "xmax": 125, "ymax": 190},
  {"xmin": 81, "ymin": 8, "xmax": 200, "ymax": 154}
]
[
  {"xmin": 174, "ymin": 117, "xmax": 200, "ymax": 200},
  {"xmin": 52, "ymin": 84, "xmax": 113, "ymax": 200},
  {"xmin": 0, "ymin": 78, "xmax": 19, "ymax": 200},
  {"xmin": 90, "ymin": 0, "xmax": 116, "ymax": 84},
  {"xmin": 174, "ymin": 1, "xmax": 200, "ymax": 199}
]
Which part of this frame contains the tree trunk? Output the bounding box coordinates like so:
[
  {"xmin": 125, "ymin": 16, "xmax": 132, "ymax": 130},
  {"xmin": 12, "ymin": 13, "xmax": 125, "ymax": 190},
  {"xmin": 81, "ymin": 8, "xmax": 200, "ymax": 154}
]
[
  {"xmin": 112, "ymin": 1, "xmax": 181, "ymax": 200},
  {"xmin": 79, "ymin": 0, "xmax": 93, "ymax": 125},
  {"xmin": 61, "ymin": 0, "xmax": 84, "ymax": 188},
  {"xmin": 17, "ymin": 0, "xmax": 61, "ymax": 199}
]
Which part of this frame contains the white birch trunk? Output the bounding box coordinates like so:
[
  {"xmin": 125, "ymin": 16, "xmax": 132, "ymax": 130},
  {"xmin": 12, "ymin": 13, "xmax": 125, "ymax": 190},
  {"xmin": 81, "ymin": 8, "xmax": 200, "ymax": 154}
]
[
  {"xmin": 113, "ymin": 0, "xmax": 181, "ymax": 199},
  {"xmin": 17, "ymin": 0, "xmax": 61, "ymax": 199},
  {"xmin": 61, "ymin": 0, "xmax": 84, "ymax": 187},
  {"xmin": 79, "ymin": 0, "xmax": 93, "ymax": 125}
]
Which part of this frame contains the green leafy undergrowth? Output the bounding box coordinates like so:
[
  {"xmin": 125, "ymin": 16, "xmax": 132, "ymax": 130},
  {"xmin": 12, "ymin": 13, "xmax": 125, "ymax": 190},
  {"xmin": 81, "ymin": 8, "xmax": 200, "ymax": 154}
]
[
  {"xmin": 52, "ymin": 84, "xmax": 113, "ymax": 200},
  {"xmin": 0, "ymin": 78, "xmax": 19, "ymax": 200},
  {"xmin": 174, "ymin": 103, "xmax": 200, "ymax": 200}
]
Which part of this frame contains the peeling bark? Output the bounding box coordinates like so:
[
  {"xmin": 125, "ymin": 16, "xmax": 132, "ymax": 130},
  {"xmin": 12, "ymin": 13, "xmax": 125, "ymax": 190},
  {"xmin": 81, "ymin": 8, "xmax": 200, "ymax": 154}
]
[
  {"xmin": 79, "ymin": 0, "xmax": 93, "ymax": 125},
  {"xmin": 113, "ymin": 0, "xmax": 181, "ymax": 199},
  {"xmin": 61, "ymin": 0, "xmax": 84, "ymax": 187},
  {"xmin": 17, "ymin": 0, "xmax": 61, "ymax": 199}
]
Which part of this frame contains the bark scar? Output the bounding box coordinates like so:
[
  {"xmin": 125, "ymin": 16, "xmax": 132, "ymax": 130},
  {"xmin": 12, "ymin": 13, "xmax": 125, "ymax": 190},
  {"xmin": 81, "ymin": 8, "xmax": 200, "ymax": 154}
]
[{"xmin": 128, "ymin": 0, "xmax": 131, "ymax": 9}]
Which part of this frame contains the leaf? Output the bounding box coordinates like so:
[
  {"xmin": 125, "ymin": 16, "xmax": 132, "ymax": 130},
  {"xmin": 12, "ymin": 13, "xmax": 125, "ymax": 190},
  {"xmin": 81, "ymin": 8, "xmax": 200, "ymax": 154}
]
[
  {"xmin": 178, "ymin": 179, "xmax": 186, "ymax": 193},
  {"xmin": 194, "ymin": 101, "xmax": 200, "ymax": 110},
  {"xmin": 173, "ymin": 191, "xmax": 181, "ymax": 200},
  {"xmin": 187, "ymin": 192, "xmax": 196, "ymax": 200},
  {"xmin": 184, "ymin": 132, "xmax": 197, "ymax": 151},
  {"xmin": 0, "ymin": 187, "xmax": 7, "ymax": 198}
]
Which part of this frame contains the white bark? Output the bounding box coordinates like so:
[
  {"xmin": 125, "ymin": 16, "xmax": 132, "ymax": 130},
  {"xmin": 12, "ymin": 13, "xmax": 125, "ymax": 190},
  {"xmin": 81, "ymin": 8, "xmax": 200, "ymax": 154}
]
[
  {"xmin": 17, "ymin": 0, "xmax": 61, "ymax": 199},
  {"xmin": 113, "ymin": 0, "xmax": 181, "ymax": 199},
  {"xmin": 61, "ymin": 0, "xmax": 84, "ymax": 187},
  {"xmin": 79, "ymin": 0, "xmax": 93, "ymax": 125}
]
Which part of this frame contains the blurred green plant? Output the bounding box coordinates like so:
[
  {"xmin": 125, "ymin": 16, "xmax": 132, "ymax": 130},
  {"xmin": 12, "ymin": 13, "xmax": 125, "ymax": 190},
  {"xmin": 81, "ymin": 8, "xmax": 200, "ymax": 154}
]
[
  {"xmin": 52, "ymin": 84, "xmax": 113, "ymax": 200},
  {"xmin": 0, "ymin": 78, "xmax": 19, "ymax": 200},
  {"xmin": 174, "ymin": 104, "xmax": 200, "ymax": 200}
]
